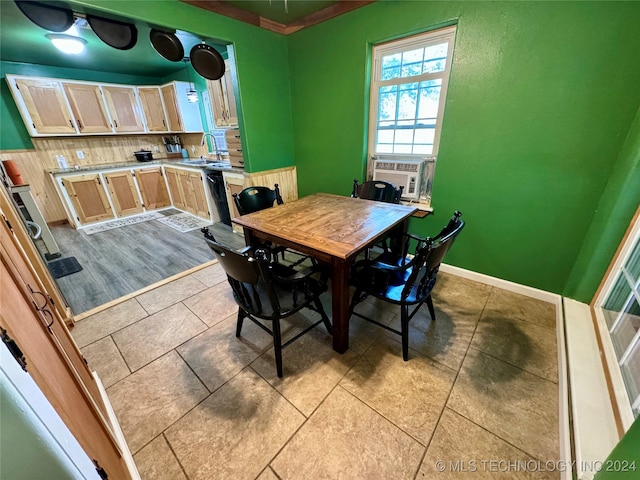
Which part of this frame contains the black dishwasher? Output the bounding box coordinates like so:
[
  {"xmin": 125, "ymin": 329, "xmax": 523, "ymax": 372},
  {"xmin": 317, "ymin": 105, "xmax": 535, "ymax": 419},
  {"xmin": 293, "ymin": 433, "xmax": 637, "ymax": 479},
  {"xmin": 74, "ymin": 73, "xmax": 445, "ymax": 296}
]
[{"xmin": 205, "ymin": 169, "xmax": 232, "ymax": 226}]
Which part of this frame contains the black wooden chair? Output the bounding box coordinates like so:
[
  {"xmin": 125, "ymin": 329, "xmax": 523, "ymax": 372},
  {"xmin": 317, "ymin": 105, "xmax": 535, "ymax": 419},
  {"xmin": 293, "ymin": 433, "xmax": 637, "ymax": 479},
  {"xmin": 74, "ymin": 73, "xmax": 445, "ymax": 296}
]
[
  {"xmin": 202, "ymin": 229, "xmax": 332, "ymax": 378},
  {"xmin": 233, "ymin": 184, "xmax": 283, "ymax": 215},
  {"xmin": 233, "ymin": 183, "xmax": 313, "ymax": 268},
  {"xmin": 349, "ymin": 211, "xmax": 465, "ymax": 360},
  {"xmin": 351, "ymin": 179, "xmax": 404, "ymax": 204}
]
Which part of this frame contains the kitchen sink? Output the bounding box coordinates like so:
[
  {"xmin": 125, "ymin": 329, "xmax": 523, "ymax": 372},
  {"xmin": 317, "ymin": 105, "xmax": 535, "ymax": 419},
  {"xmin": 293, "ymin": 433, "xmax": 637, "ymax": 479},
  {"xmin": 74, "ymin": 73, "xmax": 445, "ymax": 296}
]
[{"xmin": 181, "ymin": 158, "xmax": 208, "ymax": 165}]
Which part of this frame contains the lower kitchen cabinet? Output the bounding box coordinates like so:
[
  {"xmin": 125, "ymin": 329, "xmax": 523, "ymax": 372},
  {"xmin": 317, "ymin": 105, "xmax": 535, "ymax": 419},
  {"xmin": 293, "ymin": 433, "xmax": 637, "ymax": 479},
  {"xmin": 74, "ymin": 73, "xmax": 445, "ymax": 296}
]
[
  {"xmin": 134, "ymin": 167, "xmax": 170, "ymax": 210},
  {"xmin": 54, "ymin": 164, "xmax": 216, "ymax": 229},
  {"xmin": 60, "ymin": 173, "xmax": 115, "ymax": 225},
  {"xmin": 103, "ymin": 170, "xmax": 143, "ymax": 217}
]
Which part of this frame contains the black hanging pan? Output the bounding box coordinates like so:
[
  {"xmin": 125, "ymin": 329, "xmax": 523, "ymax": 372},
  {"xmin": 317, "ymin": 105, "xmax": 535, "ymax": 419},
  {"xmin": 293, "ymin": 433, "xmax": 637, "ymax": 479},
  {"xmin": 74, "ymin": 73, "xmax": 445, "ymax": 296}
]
[
  {"xmin": 190, "ymin": 43, "xmax": 225, "ymax": 80},
  {"xmin": 86, "ymin": 14, "xmax": 137, "ymax": 50},
  {"xmin": 15, "ymin": 1, "xmax": 74, "ymax": 32},
  {"xmin": 150, "ymin": 29, "xmax": 184, "ymax": 62}
]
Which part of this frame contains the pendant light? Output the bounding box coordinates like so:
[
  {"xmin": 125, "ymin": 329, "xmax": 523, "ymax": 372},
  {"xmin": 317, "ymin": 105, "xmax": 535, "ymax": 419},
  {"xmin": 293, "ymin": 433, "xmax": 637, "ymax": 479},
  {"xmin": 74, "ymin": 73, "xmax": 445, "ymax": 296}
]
[{"xmin": 183, "ymin": 59, "xmax": 198, "ymax": 103}]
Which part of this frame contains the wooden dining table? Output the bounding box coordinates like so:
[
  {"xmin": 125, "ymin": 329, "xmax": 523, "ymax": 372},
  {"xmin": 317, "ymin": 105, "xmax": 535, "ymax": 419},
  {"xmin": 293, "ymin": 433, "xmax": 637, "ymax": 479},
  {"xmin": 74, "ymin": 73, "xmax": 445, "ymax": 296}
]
[{"xmin": 232, "ymin": 193, "xmax": 418, "ymax": 353}]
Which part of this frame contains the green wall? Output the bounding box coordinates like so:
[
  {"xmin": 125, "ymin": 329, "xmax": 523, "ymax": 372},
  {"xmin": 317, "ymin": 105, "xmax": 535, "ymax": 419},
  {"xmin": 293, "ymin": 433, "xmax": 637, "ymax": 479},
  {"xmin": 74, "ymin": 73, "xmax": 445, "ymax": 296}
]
[{"xmin": 287, "ymin": 1, "xmax": 640, "ymax": 298}]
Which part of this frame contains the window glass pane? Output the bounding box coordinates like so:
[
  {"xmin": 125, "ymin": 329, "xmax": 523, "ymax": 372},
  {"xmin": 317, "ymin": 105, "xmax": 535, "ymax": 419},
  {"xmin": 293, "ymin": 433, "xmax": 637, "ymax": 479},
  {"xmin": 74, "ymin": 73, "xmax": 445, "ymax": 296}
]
[
  {"xmin": 397, "ymin": 83, "xmax": 418, "ymax": 120},
  {"xmin": 414, "ymin": 127, "xmax": 435, "ymax": 144},
  {"xmin": 423, "ymin": 42, "xmax": 449, "ymax": 73},
  {"xmin": 418, "ymin": 80, "xmax": 442, "ymax": 123},
  {"xmin": 611, "ymin": 295, "xmax": 640, "ymax": 359},
  {"xmin": 395, "ymin": 128, "xmax": 414, "ymax": 144},
  {"xmin": 378, "ymin": 86, "xmax": 398, "ymax": 121},
  {"xmin": 381, "ymin": 53, "xmax": 401, "ymax": 80},
  {"xmin": 624, "ymin": 242, "xmax": 640, "ymax": 283},
  {"xmin": 413, "ymin": 144, "xmax": 433, "ymax": 155},
  {"xmin": 603, "ymin": 273, "xmax": 632, "ymax": 328},
  {"xmin": 377, "ymin": 130, "xmax": 394, "ymax": 144},
  {"xmin": 401, "ymin": 48, "xmax": 424, "ymax": 78},
  {"xmin": 621, "ymin": 342, "xmax": 640, "ymax": 415}
]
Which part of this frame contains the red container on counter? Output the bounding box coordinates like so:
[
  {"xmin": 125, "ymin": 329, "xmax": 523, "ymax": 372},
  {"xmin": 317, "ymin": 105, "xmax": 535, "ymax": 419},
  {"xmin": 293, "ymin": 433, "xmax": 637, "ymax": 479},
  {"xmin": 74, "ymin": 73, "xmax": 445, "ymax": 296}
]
[{"xmin": 2, "ymin": 160, "xmax": 25, "ymax": 186}]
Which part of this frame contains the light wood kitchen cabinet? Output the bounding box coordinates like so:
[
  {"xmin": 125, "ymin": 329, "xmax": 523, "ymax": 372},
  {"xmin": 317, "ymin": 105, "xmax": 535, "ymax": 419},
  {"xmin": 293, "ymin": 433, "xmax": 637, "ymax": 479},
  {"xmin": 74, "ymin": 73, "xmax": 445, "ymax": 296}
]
[
  {"xmin": 1, "ymin": 193, "xmax": 136, "ymax": 479},
  {"xmin": 222, "ymin": 170, "xmax": 246, "ymax": 233},
  {"xmin": 103, "ymin": 170, "xmax": 143, "ymax": 217},
  {"xmin": 208, "ymin": 61, "xmax": 238, "ymax": 128},
  {"xmin": 60, "ymin": 173, "xmax": 114, "ymax": 224},
  {"xmin": 163, "ymin": 167, "xmax": 209, "ymax": 219},
  {"xmin": 164, "ymin": 167, "xmax": 187, "ymax": 211},
  {"xmin": 63, "ymin": 82, "xmax": 112, "ymax": 134},
  {"xmin": 102, "ymin": 85, "xmax": 145, "ymax": 133},
  {"xmin": 138, "ymin": 87, "xmax": 168, "ymax": 132},
  {"xmin": 161, "ymin": 84, "xmax": 182, "ymax": 132},
  {"xmin": 9, "ymin": 76, "xmax": 76, "ymax": 135},
  {"xmin": 134, "ymin": 167, "xmax": 170, "ymax": 210},
  {"xmin": 159, "ymin": 82, "xmax": 204, "ymax": 133},
  {"xmin": 181, "ymin": 170, "xmax": 209, "ymax": 218}
]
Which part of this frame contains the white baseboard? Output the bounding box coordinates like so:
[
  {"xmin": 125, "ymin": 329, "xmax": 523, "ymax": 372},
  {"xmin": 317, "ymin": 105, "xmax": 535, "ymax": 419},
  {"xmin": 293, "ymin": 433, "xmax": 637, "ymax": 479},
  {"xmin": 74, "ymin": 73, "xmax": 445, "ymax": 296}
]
[
  {"xmin": 440, "ymin": 263, "xmax": 572, "ymax": 479},
  {"xmin": 440, "ymin": 263, "xmax": 561, "ymax": 304}
]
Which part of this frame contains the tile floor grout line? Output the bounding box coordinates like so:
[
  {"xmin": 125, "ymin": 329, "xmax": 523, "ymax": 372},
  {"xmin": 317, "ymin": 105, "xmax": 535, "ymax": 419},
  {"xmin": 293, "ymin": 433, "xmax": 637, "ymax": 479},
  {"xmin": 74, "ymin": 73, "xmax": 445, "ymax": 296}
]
[
  {"xmin": 411, "ymin": 288, "xmax": 493, "ymax": 480},
  {"xmin": 465, "ymin": 344, "xmax": 559, "ymax": 386},
  {"xmin": 161, "ymin": 431, "xmax": 192, "ymax": 480},
  {"xmin": 441, "ymin": 405, "xmax": 557, "ymax": 465}
]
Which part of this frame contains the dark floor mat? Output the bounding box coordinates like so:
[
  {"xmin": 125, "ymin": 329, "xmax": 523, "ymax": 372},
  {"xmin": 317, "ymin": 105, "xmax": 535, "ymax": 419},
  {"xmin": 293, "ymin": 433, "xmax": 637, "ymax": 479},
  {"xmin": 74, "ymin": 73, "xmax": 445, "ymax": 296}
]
[{"xmin": 48, "ymin": 257, "xmax": 83, "ymax": 279}]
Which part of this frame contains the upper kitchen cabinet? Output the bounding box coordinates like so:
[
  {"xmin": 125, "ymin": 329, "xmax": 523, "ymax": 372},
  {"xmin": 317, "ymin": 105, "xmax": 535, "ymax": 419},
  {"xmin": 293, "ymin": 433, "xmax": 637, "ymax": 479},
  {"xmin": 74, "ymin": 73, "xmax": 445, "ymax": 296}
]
[
  {"xmin": 208, "ymin": 60, "xmax": 238, "ymax": 128},
  {"xmin": 6, "ymin": 76, "xmax": 76, "ymax": 135},
  {"xmin": 63, "ymin": 82, "xmax": 112, "ymax": 134},
  {"xmin": 138, "ymin": 87, "xmax": 169, "ymax": 132},
  {"xmin": 162, "ymin": 81, "xmax": 204, "ymax": 133},
  {"xmin": 102, "ymin": 85, "xmax": 145, "ymax": 133}
]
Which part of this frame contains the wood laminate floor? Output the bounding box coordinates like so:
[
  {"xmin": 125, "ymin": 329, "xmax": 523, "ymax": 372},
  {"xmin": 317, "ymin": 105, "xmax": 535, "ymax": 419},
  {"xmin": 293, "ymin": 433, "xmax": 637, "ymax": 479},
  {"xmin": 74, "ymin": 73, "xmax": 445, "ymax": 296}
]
[{"xmin": 49, "ymin": 213, "xmax": 245, "ymax": 314}]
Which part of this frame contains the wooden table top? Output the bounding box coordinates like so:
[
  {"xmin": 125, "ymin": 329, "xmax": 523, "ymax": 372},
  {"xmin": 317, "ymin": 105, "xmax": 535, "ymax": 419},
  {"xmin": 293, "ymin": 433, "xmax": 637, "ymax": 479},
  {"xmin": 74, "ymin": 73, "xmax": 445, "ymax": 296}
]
[{"xmin": 232, "ymin": 193, "xmax": 418, "ymax": 260}]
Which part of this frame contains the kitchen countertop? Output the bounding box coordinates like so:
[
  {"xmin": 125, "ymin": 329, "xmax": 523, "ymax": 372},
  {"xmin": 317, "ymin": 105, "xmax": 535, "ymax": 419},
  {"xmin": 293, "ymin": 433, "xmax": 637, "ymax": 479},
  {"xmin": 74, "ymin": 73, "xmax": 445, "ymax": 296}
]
[{"xmin": 49, "ymin": 158, "xmax": 243, "ymax": 175}]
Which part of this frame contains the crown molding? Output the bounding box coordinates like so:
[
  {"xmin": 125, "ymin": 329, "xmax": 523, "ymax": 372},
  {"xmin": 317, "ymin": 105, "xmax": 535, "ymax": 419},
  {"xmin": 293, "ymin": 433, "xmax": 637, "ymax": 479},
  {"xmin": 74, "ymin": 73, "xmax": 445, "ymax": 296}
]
[{"xmin": 180, "ymin": 0, "xmax": 375, "ymax": 35}]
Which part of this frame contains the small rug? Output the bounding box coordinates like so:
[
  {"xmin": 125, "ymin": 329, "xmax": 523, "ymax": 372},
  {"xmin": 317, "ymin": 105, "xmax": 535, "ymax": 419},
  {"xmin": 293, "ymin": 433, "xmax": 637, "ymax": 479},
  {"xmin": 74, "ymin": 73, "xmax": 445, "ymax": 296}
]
[
  {"xmin": 156, "ymin": 213, "xmax": 212, "ymax": 233},
  {"xmin": 48, "ymin": 257, "xmax": 83, "ymax": 279},
  {"xmin": 82, "ymin": 212, "xmax": 164, "ymax": 235}
]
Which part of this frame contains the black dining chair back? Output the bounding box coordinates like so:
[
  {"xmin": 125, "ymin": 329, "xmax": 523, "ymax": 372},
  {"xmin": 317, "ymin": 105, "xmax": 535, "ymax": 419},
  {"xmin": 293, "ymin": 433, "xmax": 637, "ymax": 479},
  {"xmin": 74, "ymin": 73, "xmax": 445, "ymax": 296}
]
[
  {"xmin": 349, "ymin": 211, "xmax": 465, "ymax": 360},
  {"xmin": 233, "ymin": 184, "xmax": 283, "ymax": 215},
  {"xmin": 202, "ymin": 229, "xmax": 332, "ymax": 377},
  {"xmin": 351, "ymin": 179, "xmax": 404, "ymax": 204}
]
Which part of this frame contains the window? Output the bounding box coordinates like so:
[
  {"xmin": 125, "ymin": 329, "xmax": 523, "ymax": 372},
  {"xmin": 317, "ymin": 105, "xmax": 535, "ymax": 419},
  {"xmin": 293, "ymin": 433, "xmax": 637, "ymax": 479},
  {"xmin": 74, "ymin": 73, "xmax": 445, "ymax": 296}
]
[
  {"xmin": 594, "ymin": 210, "xmax": 640, "ymax": 426},
  {"xmin": 368, "ymin": 26, "xmax": 456, "ymax": 205}
]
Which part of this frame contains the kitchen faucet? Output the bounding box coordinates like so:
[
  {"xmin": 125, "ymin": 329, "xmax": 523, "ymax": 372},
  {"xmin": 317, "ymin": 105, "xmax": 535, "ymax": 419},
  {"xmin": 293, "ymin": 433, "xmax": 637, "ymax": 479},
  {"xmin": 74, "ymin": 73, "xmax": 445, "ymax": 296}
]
[{"xmin": 200, "ymin": 132, "xmax": 220, "ymax": 161}]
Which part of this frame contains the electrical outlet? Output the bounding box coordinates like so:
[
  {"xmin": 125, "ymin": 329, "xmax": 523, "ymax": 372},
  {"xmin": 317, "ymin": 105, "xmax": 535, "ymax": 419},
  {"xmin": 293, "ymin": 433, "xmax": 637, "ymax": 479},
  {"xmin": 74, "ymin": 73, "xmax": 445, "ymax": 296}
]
[
  {"xmin": 76, "ymin": 150, "xmax": 84, "ymax": 159},
  {"xmin": 191, "ymin": 145, "xmax": 196, "ymax": 154},
  {"xmin": 55, "ymin": 155, "xmax": 68, "ymax": 169},
  {"xmin": 154, "ymin": 145, "xmax": 160, "ymax": 153}
]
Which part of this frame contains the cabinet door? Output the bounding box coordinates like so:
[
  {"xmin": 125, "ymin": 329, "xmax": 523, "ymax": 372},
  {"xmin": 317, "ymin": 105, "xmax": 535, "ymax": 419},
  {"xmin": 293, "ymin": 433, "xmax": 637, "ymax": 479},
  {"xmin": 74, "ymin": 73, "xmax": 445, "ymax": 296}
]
[
  {"xmin": 103, "ymin": 171, "xmax": 143, "ymax": 217},
  {"xmin": 222, "ymin": 62, "xmax": 238, "ymax": 126},
  {"xmin": 164, "ymin": 168, "xmax": 186, "ymax": 210},
  {"xmin": 223, "ymin": 172, "xmax": 245, "ymax": 233},
  {"xmin": 63, "ymin": 83, "xmax": 112, "ymax": 134},
  {"xmin": 207, "ymin": 78, "xmax": 228, "ymax": 128},
  {"xmin": 1, "ymin": 218, "xmax": 133, "ymax": 480},
  {"xmin": 102, "ymin": 86, "xmax": 145, "ymax": 133},
  {"xmin": 14, "ymin": 78, "xmax": 76, "ymax": 134},
  {"xmin": 160, "ymin": 85, "xmax": 183, "ymax": 132},
  {"xmin": 138, "ymin": 87, "xmax": 168, "ymax": 132},
  {"xmin": 182, "ymin": 170, "xmax": 209, "ymax": 219},
  {"xmin": 61, "ymin": 174, "xmax": 114, "ymax": 224},
  {"xmin": 134, "ymin": 168, "xmax": 170, "ymax": 210}
]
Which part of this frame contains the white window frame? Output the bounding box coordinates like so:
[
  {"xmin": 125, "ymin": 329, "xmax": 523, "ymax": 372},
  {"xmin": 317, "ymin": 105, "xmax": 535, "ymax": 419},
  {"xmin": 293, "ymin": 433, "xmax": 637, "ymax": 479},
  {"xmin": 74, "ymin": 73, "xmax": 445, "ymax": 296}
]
[
  {"xmin": 592, "ymin": 208, "xmax": 640, "ymax": 430},
  {"xmin": 367, "ymin": 25, "xmax": 456, "ymax": 205}
]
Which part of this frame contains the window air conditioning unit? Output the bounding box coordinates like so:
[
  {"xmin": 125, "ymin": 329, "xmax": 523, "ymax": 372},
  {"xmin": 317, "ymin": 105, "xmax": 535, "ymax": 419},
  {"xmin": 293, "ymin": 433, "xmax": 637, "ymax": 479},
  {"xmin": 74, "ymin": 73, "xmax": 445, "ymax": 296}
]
[{"xmin": 372, "ymin": 159, "xmax": 424, "ymax": 199}]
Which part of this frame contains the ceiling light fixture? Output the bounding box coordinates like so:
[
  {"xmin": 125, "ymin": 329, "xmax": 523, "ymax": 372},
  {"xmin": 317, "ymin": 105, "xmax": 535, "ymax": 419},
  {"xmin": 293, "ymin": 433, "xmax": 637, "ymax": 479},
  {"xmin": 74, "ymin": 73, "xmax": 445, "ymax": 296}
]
[
  {"xmin": 183, "ymin": 59, "xmax": 199, "ymax": 103},
  {"xmin": 46, "ymin": 33, "xmax": 86, "ymax": 54}
]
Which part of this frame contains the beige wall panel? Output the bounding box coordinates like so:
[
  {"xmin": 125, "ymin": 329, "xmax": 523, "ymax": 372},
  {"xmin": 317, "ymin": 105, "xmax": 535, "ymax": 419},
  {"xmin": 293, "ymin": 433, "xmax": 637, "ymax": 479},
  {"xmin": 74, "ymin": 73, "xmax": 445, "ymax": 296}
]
[{"xmin": 246, "ymin": 166, "xmax": 298, "ymax": 202}]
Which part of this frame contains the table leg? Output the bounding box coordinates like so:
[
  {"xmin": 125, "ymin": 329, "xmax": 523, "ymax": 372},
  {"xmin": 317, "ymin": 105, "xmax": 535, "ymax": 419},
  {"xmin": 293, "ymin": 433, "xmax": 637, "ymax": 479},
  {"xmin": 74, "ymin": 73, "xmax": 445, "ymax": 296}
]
[{"xmin": 330, "ymin": 257, "xmax": 350, "ymax": 353}]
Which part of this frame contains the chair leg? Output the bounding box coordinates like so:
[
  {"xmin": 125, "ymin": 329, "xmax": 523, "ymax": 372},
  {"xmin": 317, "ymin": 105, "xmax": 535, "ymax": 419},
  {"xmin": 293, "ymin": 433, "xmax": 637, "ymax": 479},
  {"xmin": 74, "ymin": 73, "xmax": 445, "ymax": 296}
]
[
  {"xmin": 314, "ymin": 298, "xmax": 333, "ymax": 334},
  {"xmin": 236, "ymin": 309, "xmax": 245, "ymax": 337},
  {"xmin": 426, "ymin": 295, "xmax": 436, "ymax": 321},
  {"xmin": 349, "ymin": 288, "xmax": 362, "ymax": 314},
  {"xmin": 401, "ymin": 304, "xmax": 410, "ymax": 361},
  {"xmin": 272, "ymin": 318, "xmax": 283, "ymax": 378}
]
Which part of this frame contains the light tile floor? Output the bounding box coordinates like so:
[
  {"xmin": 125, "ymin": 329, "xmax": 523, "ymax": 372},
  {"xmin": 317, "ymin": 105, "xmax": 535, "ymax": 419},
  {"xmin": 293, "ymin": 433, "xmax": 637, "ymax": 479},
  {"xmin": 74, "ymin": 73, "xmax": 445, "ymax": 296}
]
[{"xmin": 74, "ymin": 266, "xmax": 560, "ymax": 480}]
